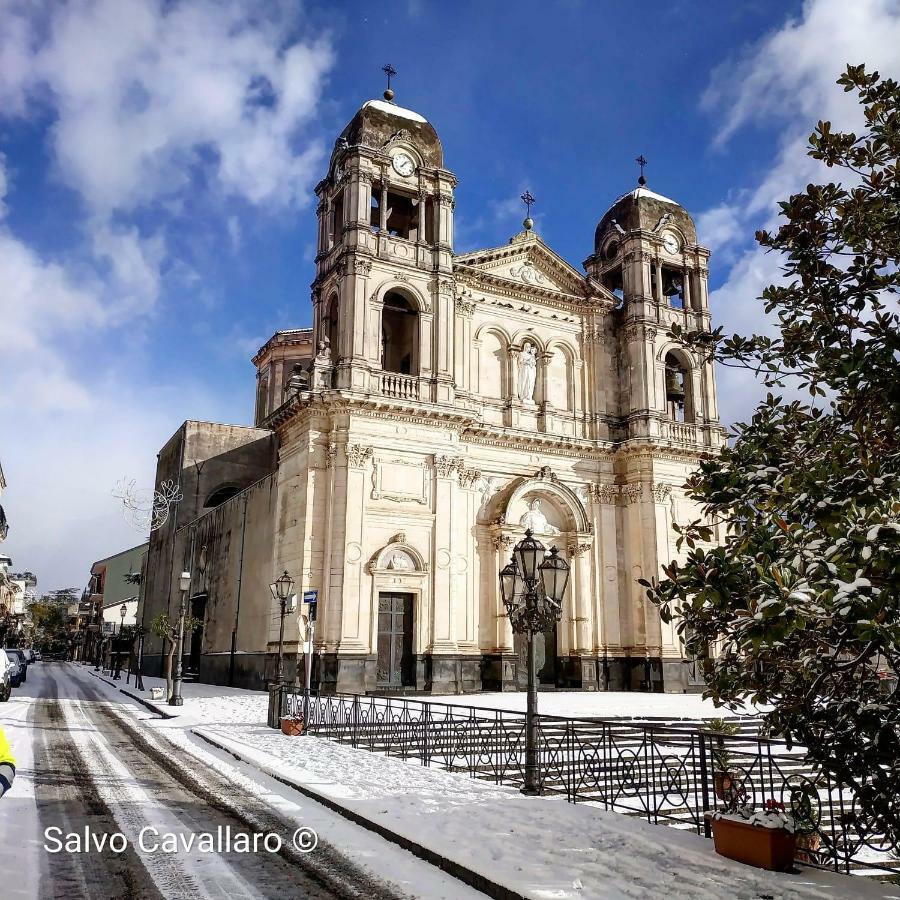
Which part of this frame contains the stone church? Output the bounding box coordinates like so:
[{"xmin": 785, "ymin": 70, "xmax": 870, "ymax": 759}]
[{"xmin": 139, "ymin": 88, "xmax": 724, "ymax": 695}]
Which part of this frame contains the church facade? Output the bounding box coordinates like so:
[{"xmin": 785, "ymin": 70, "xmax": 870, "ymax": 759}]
[{"xmin": 139, "ymin": 91, "xmax": 724, "ymax": 695}]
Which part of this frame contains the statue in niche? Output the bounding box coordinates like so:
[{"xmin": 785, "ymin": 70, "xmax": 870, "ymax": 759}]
[
  {"xmin": 518, "ymin": 498, "xmax": 560, "ymax": 536},
  {"xmin": 517, "ymin": 341, "xmax": 538, "ymax": 404},
  {"xmin": 386, "ymin": 551, "xmax": 413, "ymax": 571}
]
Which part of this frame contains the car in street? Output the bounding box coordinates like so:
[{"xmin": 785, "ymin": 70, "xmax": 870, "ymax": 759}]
[
  {"xmin": 4, "ymin": 650, "xmax": 24, "ymax": 689},
  {"xmin": 0, "ymin": 652, "xmax": 12, "ymax": 701},
  {"xmin": 6, "ymin": 648, "xmax": 28, "ymax": 682},
  {"xmin": 33, "ymin": 649, "xmax": 42, "ymax": 661}
]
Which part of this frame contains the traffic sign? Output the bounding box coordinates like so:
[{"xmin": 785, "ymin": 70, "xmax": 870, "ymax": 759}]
[{"xmin": 303, "ymin": 590, "xmax": 318, "ymax": 604}]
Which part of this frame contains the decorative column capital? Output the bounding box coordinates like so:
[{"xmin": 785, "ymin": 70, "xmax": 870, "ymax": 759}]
[{"xmin": 345, "ymin": 444, "xmax": 373, "ymax": 468}]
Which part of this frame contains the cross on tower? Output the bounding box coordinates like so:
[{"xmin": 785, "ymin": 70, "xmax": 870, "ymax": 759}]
[
  {"xmin": 636, "ymin": 154, "xmax": 648, "ymax": 186},
  {"xmin": 382, "ymin": 64, "xmax": 397, "ymax": 101},
  {"xmin": 520, "ymin": 190, "xmax": 536, "ymax": 231}
]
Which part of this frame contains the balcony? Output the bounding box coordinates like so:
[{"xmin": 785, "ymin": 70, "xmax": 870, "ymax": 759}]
[
  {"xmin": 661, "ymin": 421, "xmax": 699, "ymax": 444},
  {"xmin": 380, "ymin": 373, "xmax": 420, "ymax": 401}
]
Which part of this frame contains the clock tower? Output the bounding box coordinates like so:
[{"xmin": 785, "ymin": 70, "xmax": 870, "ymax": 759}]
[{"xmin": 311, "ymin": 84, "xmax": 458, "ymax": 404}]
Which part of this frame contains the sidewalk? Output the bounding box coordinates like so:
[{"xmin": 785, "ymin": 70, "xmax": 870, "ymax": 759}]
[
  {"xmin": 191, "ymin": 722, "xmax": 893, "ymax": 900},
  {"xmin": 83, "ymin": 668, "xmax": 894, "ymax": 899}
]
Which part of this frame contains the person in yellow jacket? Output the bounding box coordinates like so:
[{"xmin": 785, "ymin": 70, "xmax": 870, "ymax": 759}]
[{"xmin": 0, "ymin": 727, "xmax": 15, "ymax": 797}]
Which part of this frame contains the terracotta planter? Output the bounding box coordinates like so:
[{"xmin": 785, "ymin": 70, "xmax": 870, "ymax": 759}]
[
  {"xmin": 712, "ymin": 816, "xmax": 796, "ymax": 872},
  {"xmin": 280, "ymin": 717, "xmax": 305, "ymax": 737}
]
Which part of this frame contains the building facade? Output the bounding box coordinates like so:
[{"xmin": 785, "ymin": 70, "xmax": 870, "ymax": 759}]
[{"xmin": 140, "ymin": 92, "xmax": 724, "ymax": 695}]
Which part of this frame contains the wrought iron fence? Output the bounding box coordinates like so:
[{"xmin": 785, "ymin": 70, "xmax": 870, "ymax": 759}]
[{"xmin": 280, "ymin": 689, "xmax": 897, "ymax": 878}]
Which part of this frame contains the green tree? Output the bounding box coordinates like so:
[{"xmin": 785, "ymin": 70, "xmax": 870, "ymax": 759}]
[
  {"xmin": 29, "ymin": 598, "xmax": 70, "ymax": 650},
  {"xmin": 642, "ymin": 66, "xmax": 899, "ymax": 846}
]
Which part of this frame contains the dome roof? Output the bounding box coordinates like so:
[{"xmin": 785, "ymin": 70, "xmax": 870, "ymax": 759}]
[
  {"xmin": 594, "ymin": 185, "xmax": 696, "ymax": 254},
  {"xmin": 336, "ymin": 98, "xmax": 443, "ymax": 168}
]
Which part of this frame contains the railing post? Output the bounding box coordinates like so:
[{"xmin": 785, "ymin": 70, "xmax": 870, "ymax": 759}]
[
  {"xmin": 698, "ymin": 731, "xmax": 712, "ymax": 838},
  {"xmin": 352, "ymin": 694, "xmax": 359, "ymax": 748}
]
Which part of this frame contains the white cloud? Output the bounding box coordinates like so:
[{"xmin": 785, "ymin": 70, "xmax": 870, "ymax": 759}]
[
  {"xmin": 2, "ymin": 0, "xmax": 333, "ymax": 217},
  {"xmin": 0, "ymin": 0, "xmax": 334, "ymax": 590},
  {"xmin": 698, "ymin": 0, "xmax": 900, "ymax": 427}
]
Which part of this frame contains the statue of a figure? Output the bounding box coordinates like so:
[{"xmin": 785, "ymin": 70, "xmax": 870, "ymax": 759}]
[
  {"xmin": 518, "ymin": 498, "xmax": 560, "ymax": 535},
  {"xmin": 387, "ymin": 552, "xmax": 412, "ymax": 571},
  {"xmin": 517, "ymin": 341, "xmax": 537, "ymax": 403}
]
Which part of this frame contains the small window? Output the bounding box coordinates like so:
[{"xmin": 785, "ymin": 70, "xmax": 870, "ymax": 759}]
[
  {"xmin": 370, "ymin": 189, "xmax": 381, "ymax": 232},
  {"xmin": 328, "ymin": 190, "xmax": 344, "ymax": 246},
  {"xmin": 602, "ymin": 266, "xmax": 624, "ymax": 305},
  {"xmin": 204, "ymin": 485, "xmax": 242, "ymax": 509},
  {"xmin": 661, "ymin": 267, "xmax": 685, "ymax": 309}
]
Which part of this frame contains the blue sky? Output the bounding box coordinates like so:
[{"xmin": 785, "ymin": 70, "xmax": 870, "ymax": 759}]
[{"xmin": 2, "ymin": 0, "xmax": 899, "ymax": 591}]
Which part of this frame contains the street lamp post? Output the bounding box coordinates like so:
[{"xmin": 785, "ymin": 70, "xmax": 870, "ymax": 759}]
[
  {"xmin": 169, "ymin": 571, "xmax": 191, "ymax": 706},
  {"xmin": 113, "ymin": 602, "xmax": 127, "ymax": 679},
  {"xmin": 270, "ymin": 570, "xmax": 295, "ymax": 684},
  {"xmin": 499, "ymin": 529, "xmax": 570, "ymax": 795}
]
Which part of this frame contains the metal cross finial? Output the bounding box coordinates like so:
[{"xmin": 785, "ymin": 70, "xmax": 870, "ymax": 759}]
[
  {"xmin": 382, "ymin": 64, "xmax": 397, "ymax": 101},
  {"xmin": 521, "ymin": 190, "xmax": 535, "ymax": 217},
  {"xmin": 636, "ymin": 154, "xmax": 648, "ymax": 186}
]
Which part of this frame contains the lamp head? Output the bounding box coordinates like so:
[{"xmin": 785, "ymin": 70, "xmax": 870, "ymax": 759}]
[
  {"xmin": 513, "ymin": 529, "xmax": 545, "ymax": 583},
  {"xmin": 179, "ymin": 570, "xmax": 191, "ymax": 592},
  {"xmin": 538, "ymin": 546, "xmax": 570, "ymax": 604},
  {"xmin": 270, "ymin": 570, "xmax": 295, "ymax": 602}
]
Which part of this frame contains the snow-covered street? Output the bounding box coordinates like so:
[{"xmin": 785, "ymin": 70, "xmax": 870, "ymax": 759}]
[
  {"xmin": 0, "ymin": 662, "xmax": 486, "ymax": 900},
  {"xmin": 1, "ymin": 663, "xmax": 894, "ymax": 899}
]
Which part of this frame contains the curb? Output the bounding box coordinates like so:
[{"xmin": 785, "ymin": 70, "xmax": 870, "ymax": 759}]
[
  {"xmin": 192, "ymin": 728, "xmax": 526, "ymax": 900},
  {"xmin": 86, "ymin": 668, "xmax": 177, "ymax": 719}
]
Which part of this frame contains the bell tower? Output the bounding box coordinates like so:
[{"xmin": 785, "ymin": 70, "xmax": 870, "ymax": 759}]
[
  {"xmin": 311, "ymin": 70, "xmax": 458, "ymax": 402},
  {"xmin": 586, "ymin": 167, "xmax": 719, "ymax": 445}
]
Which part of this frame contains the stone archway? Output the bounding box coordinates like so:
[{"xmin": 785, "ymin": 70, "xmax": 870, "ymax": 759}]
[{"xmin": 489, "ymin": 469, "xmax": 594, "ymax": 689}]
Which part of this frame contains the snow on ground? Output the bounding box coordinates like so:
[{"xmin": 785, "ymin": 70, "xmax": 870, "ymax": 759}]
[
  {"xmin": 81, "ymin": 667, "xmax": 899, "ymax": 899},
  {"xmin": 0, "ymin": 685, "xmax": 43, "ymax": 898},
  {"xmin": 427, "ymin": 690, "xmax": 761, "ymax": 720},
  {"xmin": 195, "ymin": 721, "xmax": 890, "ymax": 900}
]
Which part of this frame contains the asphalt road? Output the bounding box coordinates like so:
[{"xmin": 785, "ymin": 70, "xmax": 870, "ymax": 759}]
[{"xmin": 0, "ymin": 662, "xmax": 410, "ymax": 900}]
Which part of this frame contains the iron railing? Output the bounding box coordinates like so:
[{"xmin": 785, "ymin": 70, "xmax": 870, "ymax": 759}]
[{"xmin": 279, "ymin": 689, "xmax": 897, "ymax": 878}]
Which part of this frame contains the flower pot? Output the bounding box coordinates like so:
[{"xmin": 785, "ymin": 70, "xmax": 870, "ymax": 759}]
[
  {"xmin": 281, "ymin": 717, "xmax": 305, "ymax": 737},
  {"xmin": 712, "ymin": 816, "xmax": 796, "ymax": 872}
]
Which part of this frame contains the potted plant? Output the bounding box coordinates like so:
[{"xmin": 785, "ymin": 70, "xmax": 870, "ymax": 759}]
[
  {"xmin": 712, "ymin": 799, "xmax": 797, "ymax": 872},
  {"xmin": 280, "ymin": 714, "xmax": 305, "ymax": 737},
  {"xmin": 790, "ymin": 784, "xmax": 823, "ymax": 864},
  {"xmin": 705, "ymin": 718, "xmax": 741, "ymax": 802}
]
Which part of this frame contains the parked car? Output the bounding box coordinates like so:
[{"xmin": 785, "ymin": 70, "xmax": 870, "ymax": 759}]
[
  {"xmin": 4, "ymin": 651, "xmax": 24, "ymax": 688},
  {"xmin": 7, "ymin": 649, "xmax": 28, "ymax": 683},
  {"xmin": 33, "ymin": 650, "xmax": 42, "ymax": 662},
  {"xmin": 0, "ymin": 653, "xmax": 11, "ymax": 701}
]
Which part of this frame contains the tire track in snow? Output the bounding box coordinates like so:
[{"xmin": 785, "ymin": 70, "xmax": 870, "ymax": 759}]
[{"xmin": 60, "ymin": 697, "xmax": 255, "ymax": 899}]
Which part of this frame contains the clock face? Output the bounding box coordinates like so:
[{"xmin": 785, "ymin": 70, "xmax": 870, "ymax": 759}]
[
  {"xmin": 662, "ymin": 232, "xmax": 680, "ymax": 254},
  {"xmin": 392, "ymin": 153, "xmax": 415, "ymax": 177}
]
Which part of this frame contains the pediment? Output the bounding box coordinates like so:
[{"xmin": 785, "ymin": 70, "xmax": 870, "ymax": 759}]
[{"xmin": 456, "ymin": 234, "xmax": 589, "ymax": 298}]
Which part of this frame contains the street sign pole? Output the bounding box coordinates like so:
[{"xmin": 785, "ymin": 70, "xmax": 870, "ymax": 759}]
[{"xmin": 302, "ymin": 590, "xmax": 318, "ymax": 725}]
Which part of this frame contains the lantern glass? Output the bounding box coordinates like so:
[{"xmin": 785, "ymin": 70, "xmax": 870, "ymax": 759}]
[
  {"xmin": 270, "ymin": 570, "xmax": 295, "ymax": 601},
  {"xmin": 119, "ymin": 603, "xmax": 127, "ymax": 620},
  {"xmin": 513, "ymin": 530, "xmax": 545, "ymax": 583},
  {"xmin": 499, "ymin": 559, "xmax": 519, "ymax": 606},
  {"xmin": 179, "ymin": 570, "xmax": 191, "ymax": 592},
  {"xmin": 538, "ymin": 547, "xmax": 570, "ymax": 604}
]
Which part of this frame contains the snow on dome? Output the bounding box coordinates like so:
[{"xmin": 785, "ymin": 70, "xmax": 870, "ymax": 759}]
[
  {"xmin": 607, "ymin": 185, "xmax": 679, "ymax": 211},
  {"xmin": 362, "ymin": 99, "xmax": 428, "ymax": 124}
]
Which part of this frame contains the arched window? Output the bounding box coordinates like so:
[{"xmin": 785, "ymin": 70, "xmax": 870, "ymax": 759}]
[
  {"xmin": 325, "ymin": 294, "xmax": 339, "ymax": 358},
  {"xmin": 664, "ymin": 352, "xmax": 695, "ymax": 423},
  {"xmin": 204, "ymin": 484, "xmax": 242, "ymax": 509},
  {"xmin": 381, "ymin": 291, "xmax": 418, "ymax": 375}
]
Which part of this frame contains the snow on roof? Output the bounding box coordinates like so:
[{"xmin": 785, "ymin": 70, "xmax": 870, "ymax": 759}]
[
  {"xmin": 362, "ymin": 99, "xmax": 428, "ymax": 124},
  {"xmin": 613, "ymin": 185, "xmax": 679, "ymax": 206}
]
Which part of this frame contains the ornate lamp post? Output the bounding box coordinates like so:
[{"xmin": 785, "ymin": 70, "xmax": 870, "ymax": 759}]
[
  {"xmin": 169, "ymin": 570, "xmax": 191, "ymax": 706},
  {"xmin": 270, "ymin": 570, "xmax": 295, "ymax": 684},
  {"xmin": 113, "ymin": 602, "xmax": 127, "ymax": 679},
  {"xmin": 499, "ymin": 530, "xmax": 570, "ymax": 795}
]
